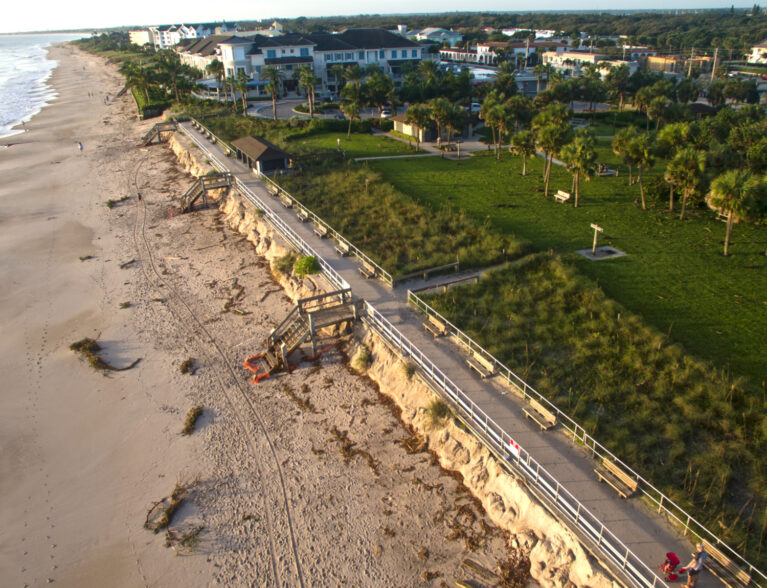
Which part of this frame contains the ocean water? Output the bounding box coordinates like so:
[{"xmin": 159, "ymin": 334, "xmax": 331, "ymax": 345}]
[{"xmin": 0, "ymin": 33, "xmax": 87, "ymax": 139}]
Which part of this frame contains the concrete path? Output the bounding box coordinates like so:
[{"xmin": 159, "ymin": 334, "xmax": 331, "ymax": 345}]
[{"xmin": 178, "ymin": 122, "xmax": 716, "ymax": 587}]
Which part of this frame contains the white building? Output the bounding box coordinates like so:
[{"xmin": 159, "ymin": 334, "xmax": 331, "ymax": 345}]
[
  {"xmin": 542, "ymin": 50, "xmax": 606, "ymax": 74},
  {"xmin": 748, "ymin": 39, "xmax": 767, "ymax": 64},
  {"xmin": 149, "ymin": 22, "xmax": 237, "ymax": 50},
  {"xmin": 410, "ymin": 27, "xmax": 463, "ymax": 47},
  {"xmin": 216, "ymin": 28, "xmax": 424, "ymax": 97}
]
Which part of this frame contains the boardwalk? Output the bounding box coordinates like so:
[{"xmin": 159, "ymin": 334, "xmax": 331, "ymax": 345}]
[{"xmin": 177, "ymin": 122, "xmax": 720, "ymax": 587}]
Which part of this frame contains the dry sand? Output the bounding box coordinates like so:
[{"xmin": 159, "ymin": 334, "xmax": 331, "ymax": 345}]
[{"xmin": 0, "ymin": 44, "xmax": 523, "ymax": 587}]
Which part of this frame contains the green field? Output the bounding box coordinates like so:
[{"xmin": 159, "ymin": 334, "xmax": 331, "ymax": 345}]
[
  {"xmin": 368, "ymin": 151, "xmax": 767, "ymax": 388},
  {"xmin": 286, "ymin": 132, "xmax": 420, "ymax": 159}
]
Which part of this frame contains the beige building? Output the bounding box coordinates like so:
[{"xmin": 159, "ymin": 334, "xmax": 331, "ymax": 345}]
[
  {"xmin": 129, "ymin": 30, "xmax": 152, "ymax": 46},
  {"xmin": 748, "ymin": 39, "xmax": 767, "ymax": 64}
]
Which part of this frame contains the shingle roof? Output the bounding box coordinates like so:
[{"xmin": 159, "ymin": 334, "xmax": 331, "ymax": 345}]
[
  {"xmin": 305, "ymin": 33, "xmax": 357, "ymax": 52},
  {"xmin": 180, "ymin": 35, "xmax": 237, "ymax": 56},
  {"xmin": 231, "ymin": 136, "xmax": 290, "ymax": 162},
  {"xmin": 338, "ymin": 28, "xmax": 421, "ymax": 49}
]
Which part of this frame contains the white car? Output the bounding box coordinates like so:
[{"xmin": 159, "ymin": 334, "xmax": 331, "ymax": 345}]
[{"xmin": 380, "ymin": 109, "xmax": 392, "ymax": 118}]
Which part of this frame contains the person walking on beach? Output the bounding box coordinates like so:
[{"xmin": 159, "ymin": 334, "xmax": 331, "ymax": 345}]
[
  {"xmin": 76, "ymin": 141, "xmax": 83, "ymax": 151},
  {"xmin": 680, "ymin": 543, "xmax": 707, "ymax": 588}
]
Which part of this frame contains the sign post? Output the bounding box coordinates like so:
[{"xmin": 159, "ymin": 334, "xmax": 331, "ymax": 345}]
[{"xmin": 590, "ymin": 223, "xmax": 604, "ymax": 254}]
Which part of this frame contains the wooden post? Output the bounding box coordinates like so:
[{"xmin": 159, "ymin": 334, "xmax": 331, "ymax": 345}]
[
  {"xmin": 590, "ymin": 223, "xmax": 603, "ymax": 254},
  {"xmin": 308, "ymin": 313, "xmax": 317, "ymax": 357}
]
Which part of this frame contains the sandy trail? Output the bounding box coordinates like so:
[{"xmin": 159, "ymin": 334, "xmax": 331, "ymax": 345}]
[{"xmin": 0, "ymin": 45, "xmax": 517, "ymax": 587}]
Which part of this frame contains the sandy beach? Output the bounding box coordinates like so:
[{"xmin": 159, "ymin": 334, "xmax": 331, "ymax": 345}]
[{"xmin": 0, "ymin": 44, "xmax": 530, "ymax": 587}]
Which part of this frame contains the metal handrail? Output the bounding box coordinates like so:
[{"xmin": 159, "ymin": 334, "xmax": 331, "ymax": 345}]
[
  {"xmin": 361, "ymin": 301, "xmax": 666, "ymax": 588},
  {"xmin": 180, "ymin": 124, "xmax": 349, "ymax": 294},
  {"xmin": 180, "ymin": 120, "xmax": 765, "ymax": 585},
  {"xmin": 256, "ymin": 172, "xmax": 394, "ymax": 287},
  {"xmin": 407, "ymin": 289, "xmax": 766, "ymax": 586}
]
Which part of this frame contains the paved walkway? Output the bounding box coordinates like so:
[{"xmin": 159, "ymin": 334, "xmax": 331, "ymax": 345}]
[{"xmin": 178, "ymin": 122, "xmax": 710, "ymax": 586}]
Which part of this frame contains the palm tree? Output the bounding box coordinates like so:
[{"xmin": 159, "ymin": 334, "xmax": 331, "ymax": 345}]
[
  {"xmin": 629, "ymin": 134, "xmax": 655, "ymax": 210},
  {"xmin": 664, "ymin": 148, "xmax": 706, "ymax": 218},
  {"xmin": 532, "ymin": 63, "xmax": 547, "ymax": 95},
  {"xmin": 429, "ymin": 97, "xmax": 452, "ymax": 148},
  {"xmin": 205, "ymin": 59, "xmax": 224, "ymax": 101},
  {"xmin": 340, "ymin": 84, "xmax": 361, "ymax": 138},
  {"xmin": 605, "ymin": 63, "xmax": 630, "ymax": 111},
  {"xmin": 405, "ymin": 103, "xmax": 431, "ymax": 151},
  {"xmin": 560, "ymin": 130, "xmax": 598, "ymax": 207},
  {"xmin": 295, "ymin": 65, "xmax": 317, "ymax": 118},
  {"xmin": 445, "ymin": 105, "xmax": 467, "ymax": 155},
  {"xmin": 417, "ymin": 60, "xmax": 440, "ymax": 95},
  {"xmin": 532, "ymin": 104, "xmax": 572, "ymax": 197},
  {"xmin": 510, "ymin": 130, "xmax": 536, "ymax": 176},
  {"xmin": 225, "ymin": 76, "xmax": 237, "ymax": 110},
  {"xmin": 707, "ymin": 170, "xmax": 767, "ymax": 256},
  {"xmin": 261, "ymin": 66, "xmax": 282, "ymax": 121},
  {"xmin": 343, "ymin": 64, "xmax": 364, "ymax": 89},
  {"xmin": 330, "ymin": 64, "xmax": 346, "ymax": 93},
  {"xmin": 236, "ymin": 70, "xmax": 249, "ymax": 113},
  {"xmin": 119, "ymin": 61, "xmax": 151, "ymax": 103},
  {"xmin": 495, "ymin": 61, "xmax": 517, "ymax": 98},
  {"xmin": 507, "ymin": 94, "xmax": 533, "ymax": 134},
  {"xmin": 612, "ymin": 126, "xmax": 641, "ymax": 185},
  {"xmin": 157, "ymin": 50, "xmax": 184, "ymax": 101}
]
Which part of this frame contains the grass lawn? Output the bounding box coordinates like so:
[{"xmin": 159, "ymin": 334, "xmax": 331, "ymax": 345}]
[
  {"xmin": 285, "ymin": 132, "xmax": 420, "ymax": 159},
  {"xmin": 368, "ymin": 151, "xmax": 767, "ymax": 389}
]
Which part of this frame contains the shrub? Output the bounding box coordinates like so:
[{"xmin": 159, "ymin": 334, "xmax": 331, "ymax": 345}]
[
  {"xmin": 426, "ymin": 398, "xmax": 451, "ymax": 428},
  {"xmin": 293, "ymin": 255, "xmax": 320, "ymax": 277},
  {"xmin": 181, "ymin": 405, "xmax": 203, "ymax": 435},
  {"xmin": 353, "ymin": 344, "xmax": 372, "ymax": 371},
  {"xmin": 179, "ymin": 358, "xmax": 195, "ymax": 374},
  {"xmin": 401, "ymin": 361, "xmax": 416, "ymax": 380},
  {"xmin": 274, "ymin": 252, "xmax": 296, "ymax": 275}
]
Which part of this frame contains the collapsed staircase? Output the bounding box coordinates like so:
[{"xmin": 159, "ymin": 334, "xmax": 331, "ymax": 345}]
[
  {"xmin": 141, "ymin": 121, "xmax": 178, "ymax": 145},
  {"xmin": 181, "ymin": 172, "xmax": 232, "ymax": 212},
  {"xmin": 245, "ymin": 289, "xmax": 358, "ymax": 382}
]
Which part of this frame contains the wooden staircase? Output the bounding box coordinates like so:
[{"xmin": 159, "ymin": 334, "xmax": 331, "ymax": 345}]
[
  {"xmin": 244, "ymin": 289, "xmax": 357, "ymax": 382},
  {"xmin": 141, "ymin": 121, "xmax": 177, "ymax": 145},
  {"xmin": 181, "ymin": 173, "xmax": 232, "ymax": 212}
]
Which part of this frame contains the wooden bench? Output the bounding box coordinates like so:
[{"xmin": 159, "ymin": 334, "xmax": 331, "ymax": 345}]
[
  {"xmin": 523, "ymin": 398, "xmax": 557, "ymax": 430},
  {"xmin": 423, "ymin": 314, "xmax": 447, "ymax": 338},
  {"xmin": 334, "ymin": 240, "xmax": 351, "ymax": 257},
  {"xmin": 717, "ymin": 212, "xmax": 728, "ymax": 223},
  {"xmin": 313, "ymin": 224, "xmax": 328, "ymax": 239},
  {"xmin": 594, "ymin": 457, "xmax": 638, "ymax": 499},
  {"xmin": 268, "ymin": 184, "xmax": 280, "ymax": 196},
  {"xmin": 296, "ymin": 209, "xmax": 308, "ymax": 222},
  {"xmin": 702, "ymin": 540, "xmax": 752, "ymax": 588},
  {"xmin": 279, "ymin": 194, "xmax": 293, "ymax": 209},
  {"xmin": 467, "ymin": 353, "xmax": 495, "ymax": 379},
  {"xmin": 358, "ymin": 261, "xmax": 376, "ymax": 279},
  {"xmin": 555, "ymin": 190, "xmax": 571, "ymax": 203}
]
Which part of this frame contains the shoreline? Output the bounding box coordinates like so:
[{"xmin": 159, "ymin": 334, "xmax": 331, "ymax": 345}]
[{"xmin": 0, "ymin": 41, "xmax": 66, "ymax": 141}]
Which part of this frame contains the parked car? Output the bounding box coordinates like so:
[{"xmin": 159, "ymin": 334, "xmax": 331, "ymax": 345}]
[
  {"xmin": 380, "ymin": 108, "xmax": 392, "ymax": 119},
  {"xmin": 334, "ymin": 113, "xmax": 345, "ymax": 119},
  {"xmin": 470, "ymin": 102, "xmax": 482, "ymax": 112}
]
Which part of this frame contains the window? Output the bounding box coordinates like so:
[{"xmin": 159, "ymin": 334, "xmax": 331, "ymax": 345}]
[
  {"xmin": 391, "ymin": 50, "xmax": 396, "ymax": 58},
  {"xmin": 358, "ymin": 51, "xmax": 364, "ymax": 60},
  {"xmin": 267, "ymin": 49, "xmax": 276, "ymax": 59},
  {"xmin": 379, "ymin": 50, "xmax": 384, "ymax": 58},
  {"xmin": 412, "ymin": 49, "xmax": 417, "ymax": 58},
  {"xmin": 324, "ymin": 54, "xmax": 330, "ymax": 62},
  {"xmin": 281, "ymin": 49, "xmax": 285, "ymax": 55},
  {"xmin": 334, "ymin": 53, "xmax": 342, "ymax": 61},
  {"xmin": 300, "ymin": 47, "xmax": 309, "ymax": 57},
  {"xmin": 345, "ymin": 52, "xmax": 353, "ymax": 60}
]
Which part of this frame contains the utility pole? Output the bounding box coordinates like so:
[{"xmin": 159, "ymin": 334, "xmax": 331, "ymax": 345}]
[
  {"xmin": 711, "ymin": 47, "xmax": 719, "ymax": 82},
  {"xmin": 525, "ymin": 36, "xmax": 530, "ymax": 68},
  {"xmin": 687, "ymin": 47, "xmax": 695, "ymax": 78}
]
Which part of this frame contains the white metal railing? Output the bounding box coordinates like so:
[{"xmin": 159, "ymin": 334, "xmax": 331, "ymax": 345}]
[
  {"xmin": 407, "ymin": 289, "xmax": 766, "ymax": 587},
  {"xmin": 180, "ymin": 124, "xmax": 349, "ymax": 293},
  {"xmin": 256, "ymin": 172, "xmax": 394, "ymax": 287},
  {"xmin": 180, "ymin": 119, "xmax": 766, "ymax": 586},
  {"xmin": 361, "ymin": 301, "xmax": 666, "ymax": 588}
]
